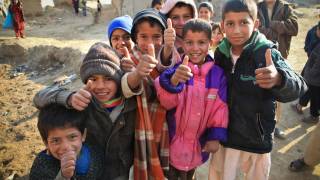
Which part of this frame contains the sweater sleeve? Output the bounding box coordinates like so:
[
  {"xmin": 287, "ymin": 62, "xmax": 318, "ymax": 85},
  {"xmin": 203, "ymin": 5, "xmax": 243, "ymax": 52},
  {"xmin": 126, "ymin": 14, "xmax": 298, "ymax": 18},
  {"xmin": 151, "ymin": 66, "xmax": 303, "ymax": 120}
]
[
  {"xmin": 269, "ymin": 5, "xmax": 298, "ymax": 36},
  {"xmin": 121, "ymin": 73, "xmax": 143, "ymax": 98},
  {"xmin": 270, "ymin": 49, "xmax": 308, "ymax": 102},
  {"xmin": 156, "ymin": 46, "xmax": 180, "ymax": 72},
  {"xmin": 33, "ymin": 86, "xmax": 74, "ymax": 109},
  {"xmin": 206, "ymin": 70, "xmax": 228, "ymax": 142}
]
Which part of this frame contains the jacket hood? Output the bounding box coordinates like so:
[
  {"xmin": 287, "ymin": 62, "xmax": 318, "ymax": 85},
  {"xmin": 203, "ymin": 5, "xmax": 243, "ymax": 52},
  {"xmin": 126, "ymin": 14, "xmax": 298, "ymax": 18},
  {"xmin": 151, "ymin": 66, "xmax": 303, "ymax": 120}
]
[{"xmin": 160, "ymin": 0, "xmax": 198, "ymax": 18}]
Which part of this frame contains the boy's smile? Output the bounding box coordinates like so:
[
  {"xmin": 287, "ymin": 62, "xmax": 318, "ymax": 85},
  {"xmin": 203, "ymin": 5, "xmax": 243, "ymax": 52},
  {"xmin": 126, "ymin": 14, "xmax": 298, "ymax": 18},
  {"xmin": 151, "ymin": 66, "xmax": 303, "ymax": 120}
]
[
  {"xmin": 46, "ymin": 127, "xmax": 85, "ymax": 160},
  {"xmin": 221, "ymin": 12, "xmax": 258, "ymax": 54},
  {"xmin": 183, "ymin": 31, "xmax": 210, "ymax": 65},
  {"xmin": 87, "ymin": 75, "xmax": 118, "ymax": 103}
]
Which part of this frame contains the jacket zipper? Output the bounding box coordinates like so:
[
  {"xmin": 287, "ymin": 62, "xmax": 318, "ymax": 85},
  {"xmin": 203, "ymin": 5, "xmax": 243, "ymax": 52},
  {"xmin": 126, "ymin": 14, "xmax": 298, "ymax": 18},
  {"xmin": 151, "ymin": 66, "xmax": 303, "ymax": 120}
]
[{"xmin": 256, "ymin": 113, "xmax": 264, "ymax": 142}]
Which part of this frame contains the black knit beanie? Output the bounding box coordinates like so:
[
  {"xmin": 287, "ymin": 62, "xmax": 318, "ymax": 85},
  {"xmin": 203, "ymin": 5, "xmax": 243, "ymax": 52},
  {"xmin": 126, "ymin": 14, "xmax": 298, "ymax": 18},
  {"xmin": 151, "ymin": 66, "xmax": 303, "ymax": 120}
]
[{"xmin": 80, "ymin": 42, "xmax": 123, "ymax": 87}]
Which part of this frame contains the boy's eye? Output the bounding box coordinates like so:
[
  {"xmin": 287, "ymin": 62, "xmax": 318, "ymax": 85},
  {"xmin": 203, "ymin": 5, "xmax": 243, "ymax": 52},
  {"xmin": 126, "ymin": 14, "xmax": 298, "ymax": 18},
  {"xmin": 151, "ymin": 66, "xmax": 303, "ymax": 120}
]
[
  {"xmin": 123, "ymin": 35, "xmax": 131, "ymax": 41},
  {"xmin": 241, "ymin": 20, "xmax": 249, "ymax": 25},
  {"xmin": 68, "ymin": 134, "xmax": 79, "ymax": 141},
  {"xmin": 104, "ymin": 77, "xmax": 113, "ymax": 81},
  {"xmin": 185, "ymin": 41, "xmax": 193, "ymax": 46},
  {"xmin": 49, "ymin": 138, "xmax": 60, "ymax": 145},
  {"xmin": 183, "ymin": 15, "xmax": 192, "ymax": 20},
  {"xmin": 111, "ymin": 36, "xmax": 120, "ymax": 41},
  {"xmin": 88, "ymin": 77, "xmax": 96, "ymax": 81}
]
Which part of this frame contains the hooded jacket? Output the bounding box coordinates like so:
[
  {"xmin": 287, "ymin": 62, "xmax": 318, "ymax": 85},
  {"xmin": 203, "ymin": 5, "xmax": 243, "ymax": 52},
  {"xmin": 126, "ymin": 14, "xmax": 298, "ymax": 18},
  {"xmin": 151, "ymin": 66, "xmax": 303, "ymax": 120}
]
[
  {"xmin": 258, "ymin": 0, "xmax": 298, "ymax": 58},
  {"xmin": 214, "ymin": 31, "xmax": 307, "ymax": 153}
]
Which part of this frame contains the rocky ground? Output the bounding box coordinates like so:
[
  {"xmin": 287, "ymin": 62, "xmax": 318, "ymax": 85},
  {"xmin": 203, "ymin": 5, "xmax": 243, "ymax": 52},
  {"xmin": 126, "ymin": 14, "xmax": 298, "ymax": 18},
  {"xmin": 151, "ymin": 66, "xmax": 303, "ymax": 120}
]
[{"xmin": 0, "ymin": 3, "xmax": 320, "ymax": 180}]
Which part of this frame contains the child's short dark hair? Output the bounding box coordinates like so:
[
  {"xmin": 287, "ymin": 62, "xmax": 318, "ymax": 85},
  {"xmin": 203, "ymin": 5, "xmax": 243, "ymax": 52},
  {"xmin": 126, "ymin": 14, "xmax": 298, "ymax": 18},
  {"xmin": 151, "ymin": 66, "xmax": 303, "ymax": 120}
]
[
  {"xmin": 222, "ymin": 0, "xmax": 257, "ymax": 20},
  {"xmin": 37, "ymin": 104, "xmax": 86, "ymax": 143},
  {"xmin": 168, "ymin": 2, "xmax": 194, "ymax": 17},
  {"xmin": 182, "ymin": 19, "xmax": 212, "ymax": 40},
  {"xmin": 151, "ymin": 0, "xmax": 163, "ymax": 8}
]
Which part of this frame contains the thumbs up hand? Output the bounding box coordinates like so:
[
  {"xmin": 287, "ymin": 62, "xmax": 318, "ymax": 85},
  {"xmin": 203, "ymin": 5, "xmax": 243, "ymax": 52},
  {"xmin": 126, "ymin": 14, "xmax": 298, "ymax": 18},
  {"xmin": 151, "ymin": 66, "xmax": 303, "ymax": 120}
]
[
  {"xmin": 68, "ymin": 80, "xmax": 92, "ymax": 111},
  {"xmin": 135, "ymin": 44, "xmax": 158, "ymax": 77},
  {"xmin": 164, "ymin": 18, "xmax": 176, "ymax": 51},
  {"xmin": 121, "ymin": 47, "xmax": 136, "ymax": 72},
  {"xmin": 255, "ymin": 49, "xmax": 282, "ymax": 89},
  {"xmin": 60, "ymin": 147, "xmax": 76, "ymax": 179},
  {"xmin": 171, "ymin": 55, "xmax": 193, "ymax": 86}
]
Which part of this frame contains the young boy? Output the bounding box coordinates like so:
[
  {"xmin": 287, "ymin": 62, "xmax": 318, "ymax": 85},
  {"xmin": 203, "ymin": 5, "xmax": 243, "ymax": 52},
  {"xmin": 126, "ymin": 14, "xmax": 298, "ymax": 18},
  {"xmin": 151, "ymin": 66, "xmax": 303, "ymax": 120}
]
[
  {"xmin": 29, "ymin": 104, "xmax": 103, "ymax": 180},
  {"xmin": 198, "ymin": 2, "xmax": 215, "ymax": 22},
  {"xmin": 107, "ymin": 15, "xmax": 134, "ymax": 58},
  {"xmin": 160, "ymin": 0, "xmax": 197, "ymax": 61},
  {"xmin": 155, "ymin": 19, "xmax": 228, "ymax": 180},
  {"xmin": 209, "ymin": 0, "xmax": 307, "ymax": 179},
  {"xmin": 120, "ymin": 8, "xmax": 170, "ymax": 179},
  {"xmin": 33, "ymin": 42, "xmax": 137, "ymax": 180}
]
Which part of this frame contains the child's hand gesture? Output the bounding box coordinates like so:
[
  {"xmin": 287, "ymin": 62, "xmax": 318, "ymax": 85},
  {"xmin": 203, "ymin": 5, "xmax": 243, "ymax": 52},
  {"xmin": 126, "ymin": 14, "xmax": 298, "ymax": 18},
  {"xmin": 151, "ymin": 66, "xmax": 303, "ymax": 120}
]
[
  {"xmin": 60, "ymin": 148, "xmax": 77, "ymax": 179},
  {"xmin": 121, "ymin": 47, "xmax": 136, "ymax": 72},
  {"xmin": 202, "ymin": 140, "xmax": 219, "ymax": 153},
  {"xmin": 171, "ymin": 55, "xmax": 193, "ymax": 86},
  {"xmin": 164, "ymin": 18, "xmax": 176, "ymax": 52},
  {"xmin": 135, "ymin": 44, "xmax": 158, "ymax": 77},
  {"xmin": 255, "ymin": 49, "xmax": 282, "ymax": 89},
  {"xmin": 68, "ymin": 80, "xmax": 93, "ymax": 111}
]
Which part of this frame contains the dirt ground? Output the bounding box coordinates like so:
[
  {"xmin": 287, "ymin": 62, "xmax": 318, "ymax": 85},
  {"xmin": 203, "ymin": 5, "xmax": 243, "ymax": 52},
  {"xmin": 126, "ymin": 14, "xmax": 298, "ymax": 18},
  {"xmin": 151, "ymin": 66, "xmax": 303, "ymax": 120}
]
[{"xmin": 0, "ymin": 3, "xmax": 320, "ymax": 180}]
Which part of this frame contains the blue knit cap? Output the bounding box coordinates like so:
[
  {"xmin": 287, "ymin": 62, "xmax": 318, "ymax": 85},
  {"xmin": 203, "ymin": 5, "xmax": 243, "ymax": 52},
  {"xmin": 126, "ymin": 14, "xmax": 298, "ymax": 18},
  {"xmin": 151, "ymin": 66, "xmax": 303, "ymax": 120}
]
[{"xmin": 107, "ymin": 15, "xmax": 133, "ymax": 40}]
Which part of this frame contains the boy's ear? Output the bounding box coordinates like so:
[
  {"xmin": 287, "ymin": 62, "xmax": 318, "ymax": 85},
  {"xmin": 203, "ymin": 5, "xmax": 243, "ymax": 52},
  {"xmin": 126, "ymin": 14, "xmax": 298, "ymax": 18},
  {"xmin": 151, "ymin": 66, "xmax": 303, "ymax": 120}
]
[
  {"xmin": 220, "ymin": 21, "xmax": 225, "ymax": 33},
  {"xmin": 254, "ymin": 19, "xmax": 260, "ymax": 30},
  {"xmin": 82, "ymin": 128, "xmax": 87, "ymax": 142}
]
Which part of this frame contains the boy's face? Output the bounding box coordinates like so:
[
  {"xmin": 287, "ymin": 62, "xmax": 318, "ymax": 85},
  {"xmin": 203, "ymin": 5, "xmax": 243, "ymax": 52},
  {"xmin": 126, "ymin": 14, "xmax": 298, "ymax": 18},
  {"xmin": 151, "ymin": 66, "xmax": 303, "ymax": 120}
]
[
  {"xmin": 169, "ymin": 6, "xmax": 193, "ymax": 37},
  {"xmin": 111, "ymin": 29, "xmax": 134, "ymax": 57},
  {"xmin": 199, "ymin": 7, "xmax": 212, "ymax": 22},
  {"xmin": 183, "ymin": 30, "xmax": 211, "ymax": 65},
  {"xmin": 211, "ymin": 28, "xmax": 223, "ymax": 46},
  {"xmin": 221, "ymin": 12, "xmax": 258, "ymax": 51},
  {"xmin": 87, "ymin": 74, "xmax": 118, "ymax": 102},
  {"xmin": 46, "ymin": 127, "xmax": 85, "ymax": 160},
  {"xmin": 136, "ymin": 21, "xmax": 163, "ymax": 55}
]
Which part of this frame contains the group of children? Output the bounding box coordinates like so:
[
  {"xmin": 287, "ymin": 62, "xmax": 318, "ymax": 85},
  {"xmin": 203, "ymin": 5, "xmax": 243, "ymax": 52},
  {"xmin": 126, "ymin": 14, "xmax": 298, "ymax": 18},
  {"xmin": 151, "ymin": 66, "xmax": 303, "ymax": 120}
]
[{"xmin": 30, "ymin": 0, "xmax": 307, "ymax": 180}]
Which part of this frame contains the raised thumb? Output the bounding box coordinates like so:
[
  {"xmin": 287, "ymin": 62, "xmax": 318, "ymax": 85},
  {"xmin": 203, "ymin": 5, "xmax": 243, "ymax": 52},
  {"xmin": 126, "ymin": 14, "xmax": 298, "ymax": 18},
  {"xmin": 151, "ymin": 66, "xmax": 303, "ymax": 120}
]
[
  {"xmin": 147, "ymin": 44, "xmax": 155, "ymax": 58},
  {"xmin": 123, "ymin": 46, "xmax": 130, "ymax": 58},
  {"xmin": 265, "ymin": 49, "xmax": 273, "ymax": 66},
  {"xmin": 167, "ymin": 18, "xmax": 173, "ymax": 29},
  {"xmin": 182, "ymin": 55, "xmax": 189, "ymax": 66}
]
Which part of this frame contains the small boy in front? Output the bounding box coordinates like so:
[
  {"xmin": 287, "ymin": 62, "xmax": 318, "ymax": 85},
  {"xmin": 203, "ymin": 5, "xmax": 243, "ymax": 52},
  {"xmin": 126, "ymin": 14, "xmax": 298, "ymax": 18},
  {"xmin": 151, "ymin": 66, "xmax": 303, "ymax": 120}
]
[
  {"xmin": 155, "ymin": 19, "xmax": 228, "ymax": 180},
  {"xmin": 209, "ymin": 0, "xmax": 307, "ymax": 180},
  {"xmin": 29, "ymin": 104, "xmax": 103, "ymax": 180}
]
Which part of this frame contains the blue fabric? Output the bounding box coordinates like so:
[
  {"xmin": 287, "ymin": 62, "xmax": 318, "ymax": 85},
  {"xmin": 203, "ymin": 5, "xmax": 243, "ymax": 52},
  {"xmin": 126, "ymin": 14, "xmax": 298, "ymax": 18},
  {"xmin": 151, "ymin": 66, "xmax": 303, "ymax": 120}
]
[
  {"xmin": 107, "ymin": 15, "xmax": 133, "ymax": 40},
  {"xmin": 3, "ymin": 10, "xmax": 13, "ymax": 29},
  {"xmin": 207, "ymin": 127, "xmax": 227, "ymax": 142},
  {"xmin": 159, "ymin": 63, "xmax": 185, "ymax": 93},
  {"xmin": 75, "ymin": 144, "xmax": 91, "ymax": 175}
]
